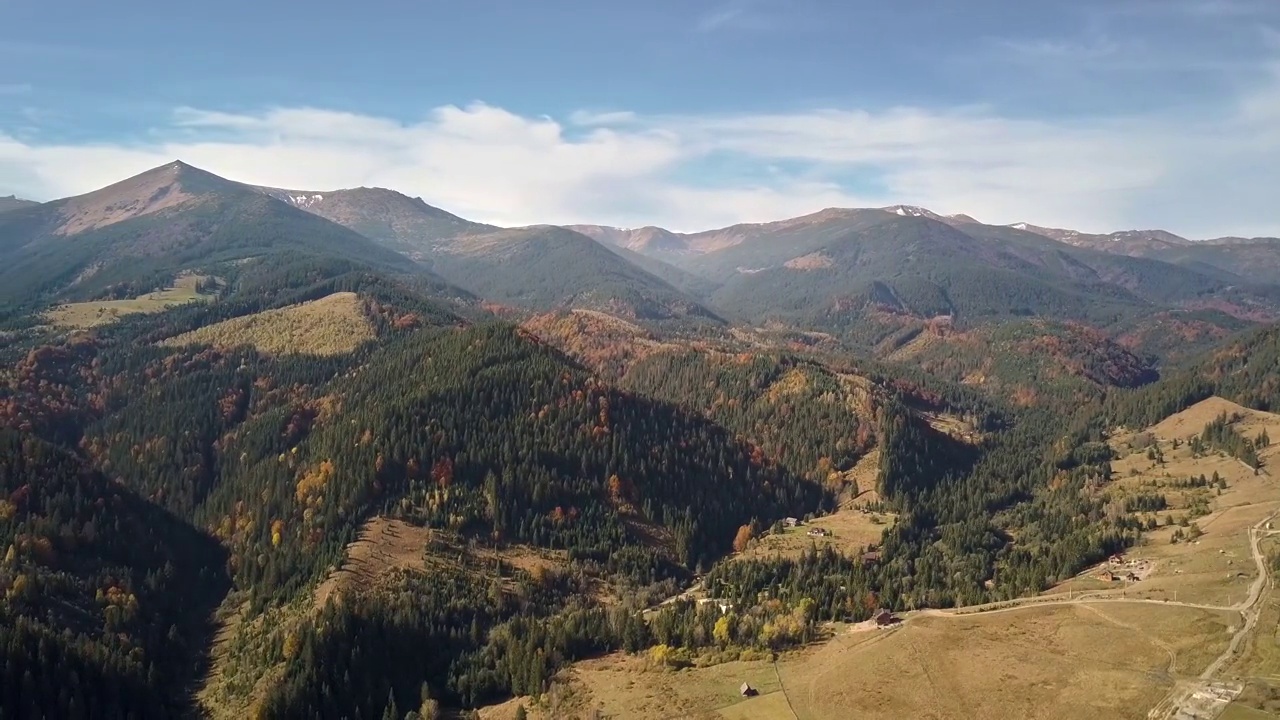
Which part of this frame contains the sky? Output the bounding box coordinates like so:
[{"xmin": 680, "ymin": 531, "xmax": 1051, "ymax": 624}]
[{"xmin": 1, "ymin": 0, "xmax": 1279, "ymax": 236}]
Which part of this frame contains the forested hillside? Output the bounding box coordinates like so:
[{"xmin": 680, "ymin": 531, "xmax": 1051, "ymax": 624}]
[{"xmin": 3, "ymin": 161, "xmax": 1279, "ymax": 718}]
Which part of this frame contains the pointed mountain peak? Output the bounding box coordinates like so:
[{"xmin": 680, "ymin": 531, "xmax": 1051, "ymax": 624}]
[{"xmin": 52, "ymin": 160, "xmax": 235, "ymax": 236}]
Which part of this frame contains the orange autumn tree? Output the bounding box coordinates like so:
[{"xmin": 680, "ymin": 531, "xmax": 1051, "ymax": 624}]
[
  {"xmin": 295, "ymin": 460, "xmax": 335, "ymax": 503},
  {"xmin": 431, "ymin": 457, "xmax": 454, "ymax": 488},
  {"xmin": 732, "ymin": 523, "xmax": 754, "ymax": 553}
]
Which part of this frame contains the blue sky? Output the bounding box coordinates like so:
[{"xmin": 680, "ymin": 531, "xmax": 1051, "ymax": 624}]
[{"xmin": 2, "ymin": 0, "xmax": 1279, "ymax": 235}]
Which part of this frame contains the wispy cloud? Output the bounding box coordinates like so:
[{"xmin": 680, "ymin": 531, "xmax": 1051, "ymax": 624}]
[
  {"xmin": 696, "ymin": 6, "xmax": 744, "ymax": 32},
  {"xmin": 2, "ymin": 68, "xmax": 1279, "ymax": 236},
  {"xmin": 1112, "ymin": 0, "xmax": 1277, "ymax": 17},
  {"xmin": 568, "ymin": 110, "xmax": 638, "ymax": 126},
  {"xmin": 994, "ymin": 36, "xmax": 1122, "ymax": 61},
  {"xmin": 0, "ymin": 83, "xmax": 32, "ymax": 95},
  {"xmin": 694, "ymin": 1, "xmax": 775, "ymax": 33}
]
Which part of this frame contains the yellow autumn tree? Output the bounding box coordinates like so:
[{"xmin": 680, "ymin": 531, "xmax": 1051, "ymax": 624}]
[
  {"xmin": 282, "ymin": 630, "xmax": 301, "ymax": 661},
  {"xmin": 713, "ymin": 613, "xmax": 735, "ymax": 647},
  {"xmin": 732, "ymin": 524, "xmax": 754, "ymax": 553},
  {"xmin": 295, "ymin": 460, "xmax": 335, "ymax": 503},
  {"xmin": 648, "ymin": 643, "xmax": 674, "ymax": 667}
]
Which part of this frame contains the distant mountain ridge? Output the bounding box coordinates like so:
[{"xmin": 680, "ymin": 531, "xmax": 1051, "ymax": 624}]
[
  {"xmin": 254, "ymin": 186, "xmax": 717, "ymax": 322},
  {"xmin": 0, "ymin": 195, "xmax": 37, "ymax": 214},
  {"xmin": 8, "ymin": 161, "xmax": 1280, "ymax": 349},
  {"xmin": 560, "ymin": 206, "xmax": 1280, "ymax": 361},
  {"xmin": 254, "ymin": 185, "xmax": 497, "ymax": 256},
  {"xmin": 0, "ymin": 161, "xmax": 436, "ymax": 310}
]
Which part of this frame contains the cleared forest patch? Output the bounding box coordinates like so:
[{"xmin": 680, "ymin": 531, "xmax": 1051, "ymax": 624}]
[
  {"xmin": 160, "ymin": 291, "xmax": 373, "ymax": 356},
  {"xmin": 45, "ymin": 273, "xmax": 215, "ymax": 328},
  {"xmin": 313, "ymin": 516, "xmax": 572, "ymax": 611}
]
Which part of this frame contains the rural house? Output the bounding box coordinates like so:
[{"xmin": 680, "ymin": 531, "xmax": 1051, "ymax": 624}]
[{"xmin": 874, "ymin": 609, "xmax": 901, "ymax": 627}]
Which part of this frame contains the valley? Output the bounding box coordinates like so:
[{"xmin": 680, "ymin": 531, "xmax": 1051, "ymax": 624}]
[
  {"xmin": 486, "ymin": 398, "xmax": 1280, "ymax": 719},
  {"xmin": 3, "ymin": 161, "xmax": 1280, "ymax": 720}
]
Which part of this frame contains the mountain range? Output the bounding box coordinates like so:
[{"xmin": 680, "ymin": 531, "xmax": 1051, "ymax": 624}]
[
  {"xmin": 8, "ymin": 159, "xmax": 1280, "ymax": 719},
  {"xmin": 4, "ymin": 160, "xmax": 1279, "ymax": 361}
]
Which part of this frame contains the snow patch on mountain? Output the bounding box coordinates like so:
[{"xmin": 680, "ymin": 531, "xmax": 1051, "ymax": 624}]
[
  {"xmin": 288, "ymin": 194, "xmax": 325, "ymax": 208},
  {"xmin": 882, "ymin": 204, "xmax": 936, "ymax": 218}
]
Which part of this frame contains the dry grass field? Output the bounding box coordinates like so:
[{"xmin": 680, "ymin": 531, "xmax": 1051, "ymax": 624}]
[
  {"xmin": 1221, "ymin": 533, "xmax": 1280, "ymax": 718},
  {"xmin": 514, "ymin": 603, "xmax": 1233, "ymax": 720},
  {"xmin": 737, "ymin": 452, "xmax": 892, "ymax": 563},
  {"xmin": 1050, "ymin": 397, "xmax": 1280, "ymax": 606},
  {"xmin": 1222, "ymin": 705, "xmax": 1280, "ymax": 719},
  {"xmin": 160, "ymin": 291, "xmax": 374, "ymax": 356},
  {"xmin": 782, "ymin": 604, "xmax": 1233, "ymax": 720},
  {"xmin": 44, "ymin": 273, "xmax": 215, "ymax": 328},
  {"xmin": 736, "ymin": 509, "xmax": 890, "ymax": 563},
  {"xmin": 550, "ymin": 653, "xmax": 785, "ymax": 720}
]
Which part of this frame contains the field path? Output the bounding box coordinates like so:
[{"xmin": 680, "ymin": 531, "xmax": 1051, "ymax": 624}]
[{"xmin": 904, "ymin": 507, "xmax": 1280, "ymax": 720}]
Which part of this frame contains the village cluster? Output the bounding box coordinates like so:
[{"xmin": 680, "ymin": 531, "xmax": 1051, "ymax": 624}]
[
  {"xmin": 781, "ymin": 516, "xmax": 831, "ymax": 537},
  {"xmin": 1094, "ymin": 553, "xmax": 1153, "ymax": 583}
]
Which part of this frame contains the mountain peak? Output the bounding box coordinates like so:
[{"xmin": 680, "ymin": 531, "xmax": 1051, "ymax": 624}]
[
  {"xmin": 253, "ymin": 184, "xmax": 496, "ymax": 248},
  {"xmin": 52, "ymin": 160, "xmax": 233, "ymax": 236},
  {"xmin": 0, "ymin": 195, "xmax": 38, "ymax": 214},
  {"xmin": 880, "ymin": 204, "xmax": 942, "ymax": 219}
]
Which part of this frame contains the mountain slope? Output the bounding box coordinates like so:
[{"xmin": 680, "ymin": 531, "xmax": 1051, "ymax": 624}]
[
  {"xmin": 690, "ymin": 213, "xmax": 1151, "ymax": 337},
  {"xmin": 566, "ymin": 224, "xmax": 688, "ymax": 254},
  {"xmin": 1012, "ymin": 222, "xmax": 1280, "ymax": 287},
  {"xmin": 0, "ymin": 162, "xmax": 437, "ymax": 312},
  {"xmin": 889, "ymin": 319, "xmax": 1159, "ymax": 407},
  {"xmin": 598, "ymin": 242, "xmax": 720, "ymax": 299},
  {"xmin": 1011, "ymin": 223, "xmax": 1190, "ymax": 253},
  {"xmin": 1110, "ymin": 321, "xmax": 1280, "ymax": 428},
  {"xmin": 256, "ymin": 186, "xmax": 497, "ymax": 257},
  {"xmin": 425, "ymin": 225, "xmax": 723, "ymax": 322},
  {"xmin": 254, "ymin": 188, "xmax": 716, "ymax": 321},
  {"xmin": 0, "ymin": 195, "xmax": 36, "ymax": 214},
  {"xmin": 583, "ymin": 209, "xmax": 1276, "ymax": 348}
]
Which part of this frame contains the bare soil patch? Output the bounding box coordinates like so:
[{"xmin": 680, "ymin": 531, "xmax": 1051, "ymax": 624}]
[
  {"xmin": 313, "ymin": 516, "xmax": 432, "ymax": 610},
  {"xmin": 314, "ymin": 516, "xmax": 571, "ymax": 611},
  {"xmin": 782, "ymin": 252, "xmax": 834, "ymax": 270}
]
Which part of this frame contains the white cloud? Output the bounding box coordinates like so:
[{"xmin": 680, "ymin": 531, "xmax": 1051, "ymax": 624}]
[{"xmin": 2, "ymin": 70, "xmax": 1280, "ymax": 237}]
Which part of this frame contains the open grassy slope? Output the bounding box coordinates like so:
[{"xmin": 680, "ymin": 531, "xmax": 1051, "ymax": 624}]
[{"xmin": 160, "ymin": 292, "xmax": 375, "ymax": 355}]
